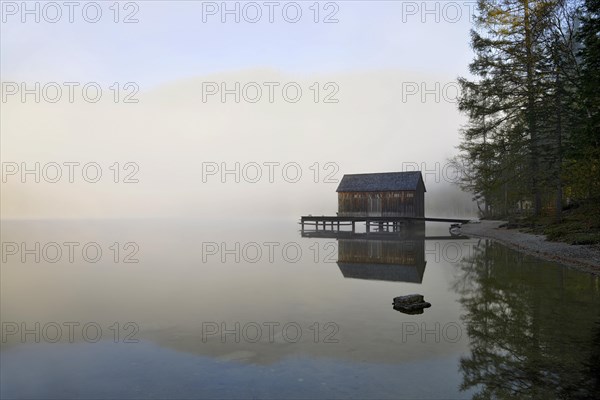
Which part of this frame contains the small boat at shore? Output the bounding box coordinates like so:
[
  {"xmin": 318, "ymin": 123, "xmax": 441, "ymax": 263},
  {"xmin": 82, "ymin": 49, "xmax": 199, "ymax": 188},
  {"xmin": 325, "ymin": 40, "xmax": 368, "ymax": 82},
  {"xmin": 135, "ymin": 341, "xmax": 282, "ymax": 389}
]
[{"xmin": 449, "ymin": 223, "xmax": 462, "ymax": 236}]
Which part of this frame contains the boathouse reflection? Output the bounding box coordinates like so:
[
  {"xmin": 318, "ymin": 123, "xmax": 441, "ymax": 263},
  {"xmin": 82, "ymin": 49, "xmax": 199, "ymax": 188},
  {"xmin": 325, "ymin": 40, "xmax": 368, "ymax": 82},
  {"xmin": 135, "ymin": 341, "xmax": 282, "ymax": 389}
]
[
  {"xmin": 337, "ymin": 237, "xmax": 426, "ymax": 283},
  {"xmin": 300, "ymin": 226, "xmax": 428, "ymax": 283}
]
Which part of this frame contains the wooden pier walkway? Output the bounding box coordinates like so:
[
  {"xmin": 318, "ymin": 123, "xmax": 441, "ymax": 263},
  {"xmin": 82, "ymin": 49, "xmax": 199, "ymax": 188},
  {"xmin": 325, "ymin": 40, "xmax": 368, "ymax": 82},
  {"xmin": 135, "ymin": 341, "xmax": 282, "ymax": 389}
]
[
  {"xmin": 300, "ymin": 215, "xmax": 471, "ymax": 233},
  {"xmin": 300, "ymin": 229, "xmax": 469, "ymax": 240}
]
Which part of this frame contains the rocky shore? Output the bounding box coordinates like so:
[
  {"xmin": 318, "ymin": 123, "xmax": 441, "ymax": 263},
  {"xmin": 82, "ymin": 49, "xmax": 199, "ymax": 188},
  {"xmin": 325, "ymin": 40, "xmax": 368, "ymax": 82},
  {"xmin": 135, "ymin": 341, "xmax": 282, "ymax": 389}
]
[{"xmin": 460, "ymin": 220, "xmax": 600, "ymax": 275}]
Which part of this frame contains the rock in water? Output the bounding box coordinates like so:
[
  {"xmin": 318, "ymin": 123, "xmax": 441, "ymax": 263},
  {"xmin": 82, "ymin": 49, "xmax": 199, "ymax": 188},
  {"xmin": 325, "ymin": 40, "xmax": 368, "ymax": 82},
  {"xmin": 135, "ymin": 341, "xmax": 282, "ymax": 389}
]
[
  {"xmin": 392, "ymin": 294, "xmax": 424, "ymax": 306},
  {"xmin": 394, "ymin": 302, "xmax": 432, "ymax": 311},
  {"xmin": 393, "ymin": 294, "xmax": 432, "ymax": 314},
  {"xmin": 395, "ymin": 307, "xmax": 424, "ymax": 315}
]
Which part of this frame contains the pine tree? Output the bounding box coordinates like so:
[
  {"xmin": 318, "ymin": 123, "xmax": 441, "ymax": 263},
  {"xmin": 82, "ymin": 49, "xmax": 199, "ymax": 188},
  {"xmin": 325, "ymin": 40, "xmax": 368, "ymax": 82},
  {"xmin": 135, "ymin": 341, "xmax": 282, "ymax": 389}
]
[
  {"xmin": 457, "ymin": 0, "xmax": 557, "ymax": 217},
  {"xmin": 566, "ymin": 0, "xmax": 600, "ymax": 200},
  {"xmin": 539, "ymin": 0, "xmax": 584, "ymax": 220}
]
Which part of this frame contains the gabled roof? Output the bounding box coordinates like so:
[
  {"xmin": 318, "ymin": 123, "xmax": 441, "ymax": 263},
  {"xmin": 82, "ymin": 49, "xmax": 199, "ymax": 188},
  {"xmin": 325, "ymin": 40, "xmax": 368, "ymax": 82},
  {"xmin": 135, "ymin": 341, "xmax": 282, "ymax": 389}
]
[{"xmin": 336, "ymin": 171, "xmax": 426, "ymax": 192}]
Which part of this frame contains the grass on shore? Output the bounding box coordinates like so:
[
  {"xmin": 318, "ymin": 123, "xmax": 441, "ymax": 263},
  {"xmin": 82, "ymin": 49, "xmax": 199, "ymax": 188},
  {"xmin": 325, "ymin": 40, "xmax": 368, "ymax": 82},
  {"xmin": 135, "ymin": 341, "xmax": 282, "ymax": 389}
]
[{"xmin": 519, "ymin": 200, "xmax": 600, "ymax": 245}]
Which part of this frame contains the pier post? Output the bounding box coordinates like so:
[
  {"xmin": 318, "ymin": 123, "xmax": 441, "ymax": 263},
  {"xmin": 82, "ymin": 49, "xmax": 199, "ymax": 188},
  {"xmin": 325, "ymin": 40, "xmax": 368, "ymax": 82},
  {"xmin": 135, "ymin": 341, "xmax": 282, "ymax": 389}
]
[
  {"xmin": 366, "ymin": 221, "xmax": 370, "ymax": 233},
  {"xmin": 352, "ymin": 221, "xmax": 355, "ymax": 232}
]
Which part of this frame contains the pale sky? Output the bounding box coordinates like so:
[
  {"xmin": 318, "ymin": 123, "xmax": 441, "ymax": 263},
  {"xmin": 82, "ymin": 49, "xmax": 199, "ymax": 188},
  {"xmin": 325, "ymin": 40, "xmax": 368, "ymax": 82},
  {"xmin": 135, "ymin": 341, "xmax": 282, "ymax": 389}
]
[
  {"xmin": 1, "ymin": 1, "xmax": 479, "ymax": 219},
  {"xmin": 1, "ymin": 1, "xmax": 476, "ymax": 86}
]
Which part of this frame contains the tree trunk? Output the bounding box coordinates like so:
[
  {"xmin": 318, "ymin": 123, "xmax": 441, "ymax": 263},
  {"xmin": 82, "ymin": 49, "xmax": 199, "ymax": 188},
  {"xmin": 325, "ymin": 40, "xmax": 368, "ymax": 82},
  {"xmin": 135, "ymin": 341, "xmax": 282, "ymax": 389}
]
[{"xmin": 555, "ymin": 56, "xmax": 563, "ymax": 223}]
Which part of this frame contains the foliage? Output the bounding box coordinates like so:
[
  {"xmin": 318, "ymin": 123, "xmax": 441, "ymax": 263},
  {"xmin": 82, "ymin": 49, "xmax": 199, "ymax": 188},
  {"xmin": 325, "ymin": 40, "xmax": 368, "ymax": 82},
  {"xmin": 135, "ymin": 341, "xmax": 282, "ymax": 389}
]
[{"xmin": 455, "ymin": 0, "xmax": 599, "ymax": 224}]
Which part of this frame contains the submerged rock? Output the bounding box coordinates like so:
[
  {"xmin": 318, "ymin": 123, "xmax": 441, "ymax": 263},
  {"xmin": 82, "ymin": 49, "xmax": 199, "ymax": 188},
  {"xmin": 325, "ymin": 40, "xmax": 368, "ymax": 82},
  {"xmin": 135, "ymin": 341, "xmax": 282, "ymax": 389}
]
[
  {"xmin": 392, "ymin": 294, "xmax": 424, "ymax": 305},
  {"xmin": 394, "ymin": 302, "xmax": 431, "ymax": 311},
  {"xmin": 393, "ymin": 294, "xmax": 432, "ymax": 314},
  {"xmin": 394, "ymin": 307, "xmax": 425, "ymax": 315}
]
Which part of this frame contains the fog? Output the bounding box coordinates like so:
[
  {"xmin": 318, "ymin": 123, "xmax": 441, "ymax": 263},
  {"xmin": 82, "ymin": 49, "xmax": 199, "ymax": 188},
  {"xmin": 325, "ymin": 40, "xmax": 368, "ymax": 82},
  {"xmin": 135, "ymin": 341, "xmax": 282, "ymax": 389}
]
[{"xmin": 1, "ymin": 69, "xmax": 477, "ymax": 219}]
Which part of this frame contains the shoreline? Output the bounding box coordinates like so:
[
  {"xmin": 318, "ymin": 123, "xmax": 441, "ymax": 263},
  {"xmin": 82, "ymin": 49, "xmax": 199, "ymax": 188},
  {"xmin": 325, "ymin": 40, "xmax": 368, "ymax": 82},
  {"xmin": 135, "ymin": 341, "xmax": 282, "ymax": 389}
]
[{"xmin": 460, "ymin": 220, "xmax": 600, "ymax": 275}]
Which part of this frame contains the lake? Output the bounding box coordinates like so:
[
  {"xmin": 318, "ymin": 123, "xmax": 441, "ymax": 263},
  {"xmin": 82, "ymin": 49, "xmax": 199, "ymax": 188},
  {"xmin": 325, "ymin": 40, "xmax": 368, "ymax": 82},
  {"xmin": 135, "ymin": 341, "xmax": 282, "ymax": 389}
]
[{"xmin": 1, "ymin": 219, "xmax": 599, "ymax": 399}]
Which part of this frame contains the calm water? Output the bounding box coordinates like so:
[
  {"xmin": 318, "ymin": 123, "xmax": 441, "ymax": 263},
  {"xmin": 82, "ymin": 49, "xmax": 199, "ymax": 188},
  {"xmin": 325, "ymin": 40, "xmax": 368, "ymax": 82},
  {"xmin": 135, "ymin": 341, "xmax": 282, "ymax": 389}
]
[{"xmin": 1, "ymin": 219, "xmax": 599, "ymax": 399}]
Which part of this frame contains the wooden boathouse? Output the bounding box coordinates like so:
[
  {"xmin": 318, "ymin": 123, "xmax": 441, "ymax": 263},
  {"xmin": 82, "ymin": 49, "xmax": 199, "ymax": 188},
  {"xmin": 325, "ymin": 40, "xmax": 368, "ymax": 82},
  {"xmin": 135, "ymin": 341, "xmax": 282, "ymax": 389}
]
[
  {"xmin": 301, "ymin": 170, "xmax": 470, "ymax": 233},
  {"xmin": 337, "ymin": 171, "xmax": 426, "ymax": 217}
]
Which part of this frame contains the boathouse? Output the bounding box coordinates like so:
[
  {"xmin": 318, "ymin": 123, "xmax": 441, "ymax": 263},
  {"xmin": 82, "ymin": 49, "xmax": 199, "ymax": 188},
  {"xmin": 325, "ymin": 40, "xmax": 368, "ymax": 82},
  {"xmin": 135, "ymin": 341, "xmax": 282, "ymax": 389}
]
[{"xmin": 336, "ymin": 171, "xmax": 426, "ymax": 217}]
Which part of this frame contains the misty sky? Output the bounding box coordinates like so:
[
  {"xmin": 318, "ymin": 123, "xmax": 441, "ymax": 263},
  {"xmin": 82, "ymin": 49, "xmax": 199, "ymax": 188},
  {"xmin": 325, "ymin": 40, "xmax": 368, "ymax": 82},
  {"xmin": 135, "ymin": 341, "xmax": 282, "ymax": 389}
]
[
  {"xmin": 1, "ymin": 1, "xmax": 479, "ymax": 219},
  {"xmin": 1, "ymin": 1, "xmax": 476, "ymax": 85}
]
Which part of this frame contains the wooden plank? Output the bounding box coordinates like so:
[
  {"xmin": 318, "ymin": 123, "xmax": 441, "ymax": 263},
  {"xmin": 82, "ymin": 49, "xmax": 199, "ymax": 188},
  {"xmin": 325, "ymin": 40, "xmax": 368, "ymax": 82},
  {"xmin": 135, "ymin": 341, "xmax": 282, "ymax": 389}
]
[{"xmin": 300, "ymin": 215, "xmax": 470, "ymax": 224}]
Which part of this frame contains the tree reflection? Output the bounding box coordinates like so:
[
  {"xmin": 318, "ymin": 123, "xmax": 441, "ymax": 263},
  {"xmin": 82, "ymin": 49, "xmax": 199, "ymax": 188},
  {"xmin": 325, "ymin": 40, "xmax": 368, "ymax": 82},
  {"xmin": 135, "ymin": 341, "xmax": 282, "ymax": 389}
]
[{"xmin": 453, "ymin": 239, "xmax": 600, "ymax": 399}]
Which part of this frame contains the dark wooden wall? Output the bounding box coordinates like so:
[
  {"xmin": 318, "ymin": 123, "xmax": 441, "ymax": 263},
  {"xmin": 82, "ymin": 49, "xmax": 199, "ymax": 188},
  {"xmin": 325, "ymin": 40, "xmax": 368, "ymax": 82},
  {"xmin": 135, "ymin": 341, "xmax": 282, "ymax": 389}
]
[{"xmin": 338, "ymin": 188, "xmax": 425, "ymax": 217}]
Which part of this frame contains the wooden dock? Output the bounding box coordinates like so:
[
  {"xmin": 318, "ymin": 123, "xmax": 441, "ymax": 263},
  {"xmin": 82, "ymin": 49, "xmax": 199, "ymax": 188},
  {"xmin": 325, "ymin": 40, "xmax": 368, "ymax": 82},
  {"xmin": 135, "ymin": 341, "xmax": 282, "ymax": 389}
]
[
  {"xmin": 300, "ymin": 230, "xmax": 469, "ymax": 240},
  {"xmin": 300, "ymin": 215, "xmax": 471, "ymax": 234}
]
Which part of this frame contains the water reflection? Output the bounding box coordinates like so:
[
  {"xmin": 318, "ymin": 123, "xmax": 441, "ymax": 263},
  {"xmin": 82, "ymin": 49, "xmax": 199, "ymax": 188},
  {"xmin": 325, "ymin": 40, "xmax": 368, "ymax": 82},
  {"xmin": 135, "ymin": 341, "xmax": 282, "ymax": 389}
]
[
  {"xmin": 301, "ymin": 226, "xmax": 465, "ymax": 285},
  {"xmin": 453, "ymin": 239, "xmax": 600, "ymax": 399},
  {"xmin": 2, "ymin": 219, "xmax": 599, "ymax": 399},
  {"xmin": 337, "ymin": 237, "xmax": 426, "ymax": 283}
]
